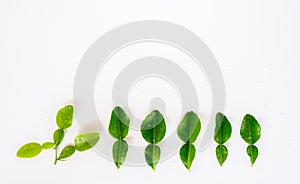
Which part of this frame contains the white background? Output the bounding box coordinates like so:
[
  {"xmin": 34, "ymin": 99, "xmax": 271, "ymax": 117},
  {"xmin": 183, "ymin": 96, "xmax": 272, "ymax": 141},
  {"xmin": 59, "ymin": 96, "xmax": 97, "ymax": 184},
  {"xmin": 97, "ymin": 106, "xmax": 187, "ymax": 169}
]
[{"xmin": 1, "ymin": 0, "xmax": 299, "ymax": 183}]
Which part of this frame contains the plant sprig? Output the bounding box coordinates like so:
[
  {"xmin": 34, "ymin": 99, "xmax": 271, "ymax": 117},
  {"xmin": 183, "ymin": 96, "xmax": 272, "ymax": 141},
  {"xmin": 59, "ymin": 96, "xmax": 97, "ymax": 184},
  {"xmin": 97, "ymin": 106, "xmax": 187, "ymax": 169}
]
[{"xmin": 16, "ymin": 105, "xmax": 100, "ymax": 165}]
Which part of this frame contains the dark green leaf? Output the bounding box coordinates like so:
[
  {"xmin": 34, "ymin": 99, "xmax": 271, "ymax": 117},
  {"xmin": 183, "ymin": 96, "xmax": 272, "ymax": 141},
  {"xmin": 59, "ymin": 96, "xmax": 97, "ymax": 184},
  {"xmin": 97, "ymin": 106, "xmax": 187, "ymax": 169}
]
[
  {"xmin": 109, "ymin": 106, "xmax": 130, "ymax": 140},
  {"xmin": 112, "ymin": 140, "xmax": 128, "ymax": 169},
  {"xmin": 56, "ymin": 105, "xmax": 74, "ymax": 129},
  {"xmin": 53, "ymin": 129, "xmax": 64, "ymax": 146},
  {"xmin": 58, "ymin": 146, "xmax": 76, "ymax": 159},
  {"xmin": 74, "ymin": 132, "xmax": 100, "ymax": 151},
  {"xmin": 177, "ymin": 111, "xmax": 201, "ymax": 143},
  {"xmin": 216, "ymin": 145, "xmax": 228, "ymax": 166},
  {"xmin": 145, "ymin": 144, "xmax": 161, "ymax": 170},
  {"xmin": 42, "ymin": 142, "xmax": 55, "ymax": 150},
  {"xmin": 141, "ymin": 110, "xmax": 166, "ymax": 144},
  {"xmin": 240, "ymin": 114, "xmax": 261, "ymax": 144},
  {"xmin": 247, "ymin": 145, "xmax": 258, "ymax": 166},
  {"xmin": 179, "ymin": 143, "xmax": 196, "ymax": 170},
  {"xmin": 214, "ymin": 112, "xmax": 232, "ymax": 144},
  {"xmin": 16, "ymin": 142, "xmax": 42, "ymax": 158}
]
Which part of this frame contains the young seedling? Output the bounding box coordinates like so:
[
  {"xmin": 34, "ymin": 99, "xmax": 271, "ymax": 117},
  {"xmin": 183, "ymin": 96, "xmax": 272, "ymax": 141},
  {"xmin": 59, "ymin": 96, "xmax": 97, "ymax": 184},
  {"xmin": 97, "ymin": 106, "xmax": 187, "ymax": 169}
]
[
  {"xmin": 177, "ymin": 111, "xmax": 201, "ymax": 170},
  {"xmin": 16, "ymin": 105, "xmax": 100, "ymax": 165},
  {"xmin": 214, "ymin": 112, "xmax": 232, "ymax": 166},
  {"xmin": 141, "ymin": 110, "xmax": 166, "ymax": 170},
  {"xmin": 240, "ymin": 114, "xmax": 261, "ymax": 166},
  {"xmin": 108, "ymin": 106, "xmax": 130, "ymax": 169}
]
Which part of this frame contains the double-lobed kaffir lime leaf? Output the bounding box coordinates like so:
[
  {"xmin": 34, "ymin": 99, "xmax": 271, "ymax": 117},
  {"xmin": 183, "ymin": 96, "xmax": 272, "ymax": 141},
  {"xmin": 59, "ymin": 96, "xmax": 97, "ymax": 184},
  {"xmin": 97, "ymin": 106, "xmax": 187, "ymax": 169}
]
[
  {"xmin": 240, "ymin": 114, "xmax": 261, "ymax": 166},
  {"xmin": 214, "ymin": 112, "xmax": 232, "ymax": 166},
  {"xmin": 109, "ymin": 106, "xmax": 130, "ymax": 140},
  {"xmin": 145, "ymin": 144, "xmax": 161, "ymax": 170},
  {"xmin": 141, "ymin": 110, "xmax": 166, "ymax": 144},
  {"xmin": 179, "ymin": 143, "xmax": 196, "ymax": 170},
  {"xmin": 56, "ymin": 105, "xmax": 74, "ymax": 130},
  {"xmin": 141, "ymin": 110, "xmax": 166, "ymax": 170},
  {"xmin": 17, "ymin": 142, "xmax": 42, "ymax": 158},
  {"xmin": 177, "ymin": 111, "xmax": 201, "ymax": 170},
  {"xmin": 177, "ymin": 111, "xmax": 201, "ymax": 143},
  {"xmin": 112, "ymin": 140, "xmax": 128, "ymax": 169},
  {"xmin": 74, "ymin": 132, "xmax": 100, "ymax": 152}
]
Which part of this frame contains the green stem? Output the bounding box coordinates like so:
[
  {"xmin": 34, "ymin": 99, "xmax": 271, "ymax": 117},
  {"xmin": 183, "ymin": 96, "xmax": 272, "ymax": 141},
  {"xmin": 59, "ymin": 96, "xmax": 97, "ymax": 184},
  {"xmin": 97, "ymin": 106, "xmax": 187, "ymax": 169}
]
[{"xmin": 54, "ymin": 146, "xmax": 58, "ymax": 165}]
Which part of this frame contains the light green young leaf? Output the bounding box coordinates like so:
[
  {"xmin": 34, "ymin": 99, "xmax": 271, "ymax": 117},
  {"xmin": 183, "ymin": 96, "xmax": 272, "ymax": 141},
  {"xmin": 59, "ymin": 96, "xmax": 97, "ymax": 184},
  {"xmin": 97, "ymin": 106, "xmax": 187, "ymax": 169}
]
[
  {"xmin": 179, "ymin": 143, "xmax": 196, "ymax": 170},
  {"xmin": 74, "ymin": 132, "xmax": 100, "ymax": 151},
  {"xmin": 56, "ymin": 105, "xmax": 74, "ymax": 129},
  {"xmin": 216, "ymin": 145, "xmax": 228, "ymax": 166},
  {"xmin": 53, "ymin": 129, "xmax": 64, "ymax": 146},
  {"xmin": 240, "ymin": 114, "xmax": 261, "ymax": 144},
  {"xmin": 17, "ymin": 142, "xmax": 42, "ymax": 158},
  {"xmin": 214, "ymin": 112, "xmax": 232, "ymax": 144},
  {"xmin": 58, "ymin": 146, "xmax": 76, "ymax": 160},
  {"xmin": 42, "ymin": 142, "xmax": 55, "ymax": 150},
  {"xmin": 112, "ymin": 140, "xmax": 128, "ymax": 169},
  {"xmin": 247, "ymin": 145, "xmax": 258, "ymax": 166},
  {"xmin": 145, "ymin": 144, "xmax": 161, "ymax": 170},
  {"xmin": 177, "ymin": 111, "xmax": 201, "ymax": 143},
  {"xmin": 141, "ymin": 110, "xmax": 166, "ymax": 144},
  {"xmin": 109, "ymin": 106, "xmax": 130, "ymax": 140}
]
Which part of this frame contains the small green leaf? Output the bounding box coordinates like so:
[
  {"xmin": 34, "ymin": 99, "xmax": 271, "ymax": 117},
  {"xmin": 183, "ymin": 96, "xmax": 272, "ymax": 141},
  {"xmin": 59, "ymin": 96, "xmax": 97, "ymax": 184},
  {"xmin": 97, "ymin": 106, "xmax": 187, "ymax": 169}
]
[
  {"xmin": 74, "ymin": 132, "xmax": 100, "ymax": 151},
  {"xmin": 240, "ymin": 114, "xmax": 261, "ymax": 144},
  {"xmin": 141, "ymin": 110, "xmax": 166, "ymax": 144},
  {"xmin": 56, "ymin": 105, "xmax": 74, "ymax": 129},
  {"xmin": 112, "ymin": 140, "xmax": 128, "ymax": 169},
  {"xmin": 58, "ymin": 146, "xmax": 76, "ymax": 160},
  {"xmin": 53, "ymin": 129, "xmax": 64, "ymax": 146},
  {"xmin": 177, "ymin": 111, "xmax": 201, "ymax": 143},
  {"xmin": 179, "ymin": 143, "xmax": 196, "ymax": 170},
  {"xmin": 214, "ymin": 112, "xmax": 232, "ymax": 144},
  {"xmin": 145, "ymin": 144, "xmax": 161, "ymax": 170},
  {"xmin": 109, "ymin": 106, "xmax": 130, "ymax": 140},
  {"xmin": 17, "ymin": 142, "xmax": 42, "ymax": 158},
  {"xmin": 247, "ymin": 145, "xmax": 258, "ymax": 166},
  {"xmin": 216, "ymin": 145, "xmax": 228, "ymax": 166},
  {"xmin": 42, "ymin": 142, "xmax": 55, "ymax": 150}
]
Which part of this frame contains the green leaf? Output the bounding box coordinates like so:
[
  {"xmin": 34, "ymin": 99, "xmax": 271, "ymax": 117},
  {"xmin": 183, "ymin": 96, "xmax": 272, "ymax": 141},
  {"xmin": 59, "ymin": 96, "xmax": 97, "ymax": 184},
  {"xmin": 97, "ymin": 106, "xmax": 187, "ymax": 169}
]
[
  {"xmin": 53, "ymin": 129, "xmax": 64, "ymax": 146},
  {"xmin": 179, "ymin": 143, "xmax": 196, "ymax": 170},
  {"xmin": 141, "ymin": 110, "xmax": 166, "ymax": 144},
  {"xmin": 42, "ymin": 142, "xmax": 55, "ymax": 150},
  {"xmin": 247, "ymin": 145, "xmax": 258, "ymax": 166},
  {"xmin": 16, "ymin": 142, "xmax": 42, "ymax": 158},
  {"xmin": 240, "ymin": 114, "xmax": 261, "ymax": 144},
  {"xmin": 112, "ymin": 140, "xmax": 128, "ymax": 169},
  {"xmin": 56, "ymin": 105, "xmax": 74, "ymax": 129},
  {"xmin": 74, "ymin": 132, "xmax": 100, "ymax": 151},
  {"xmin": 214, "ymin": 112, "xmax": 232, "ymax": 144},
  {"xmin": 108, "ymin": 106, "xmax": 130, "ymax": 140},
  {"xmin": 216, "ymin": 145, "xmax": 228, "ymax": 166},
  {"xmin": 145, "ymin": 144, "xmax": 161, "ymax": 170},
  {"xmin": 177, "ymin": 111, "xmax": 201, "ymax": 143},
  {"xmin": 58, "ymin": 146, "xmax": 76, "ymax": 160}
]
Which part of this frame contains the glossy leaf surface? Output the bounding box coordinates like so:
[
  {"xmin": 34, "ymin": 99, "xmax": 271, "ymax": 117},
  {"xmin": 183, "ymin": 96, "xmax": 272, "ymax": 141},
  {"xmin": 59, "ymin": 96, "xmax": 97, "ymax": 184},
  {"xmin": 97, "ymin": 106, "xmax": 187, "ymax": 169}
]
[
  {"xmin": 141, "ymin": 110, "xmax": 166, "ymax": 144},
  {"xmin": 177, "ymin": 111, "xmax": 201, "ymax": 143}
]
